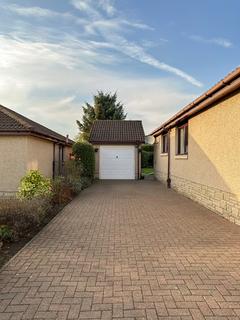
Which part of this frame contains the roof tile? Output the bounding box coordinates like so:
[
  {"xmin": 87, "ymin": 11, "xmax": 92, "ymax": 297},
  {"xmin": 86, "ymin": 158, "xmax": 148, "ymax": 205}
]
[
  {"xmin": 0, "ymin": 105, "xmax": 73, "ymax": 145},
  {"xmin": 89, "ymin": 120, "xmax": 145, "ymax": 144}
]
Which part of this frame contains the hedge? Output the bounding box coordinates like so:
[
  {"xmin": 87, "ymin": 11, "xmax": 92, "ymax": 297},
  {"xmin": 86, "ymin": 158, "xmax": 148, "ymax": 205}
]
[
  {"xmin": 141, "ymin": 150, "xmax": 154, "ymax": 168},
  {"xmin": 72, "ymin": 142, "xmax": 95, "ymax": 179},
  {"xmin": 141, "ymin": 144, "xmax": 154, "ymax": 152}
]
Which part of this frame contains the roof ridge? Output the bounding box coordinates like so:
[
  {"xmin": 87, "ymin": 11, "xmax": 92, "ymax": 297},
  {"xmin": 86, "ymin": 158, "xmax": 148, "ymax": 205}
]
[{"xmin": 0, "ymin": 105, "xmax": 32, "ymax": 130}]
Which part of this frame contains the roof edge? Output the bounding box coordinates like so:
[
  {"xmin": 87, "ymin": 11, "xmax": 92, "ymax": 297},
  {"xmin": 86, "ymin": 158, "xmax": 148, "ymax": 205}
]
[
  {"xmin": 151, "ymin": 66, "xmax": 240, "ymax": 136},
  {"xmin": 0, "ymin": 104, "xmax": 74, "ymax": 145},
  {"xmin": 0, "ymin": 105, "xmax": 32, "ymax": 130},
  {"xmin": 0, "ymin": 131, "xmax": 74, "ymax": 146},
  {"xmin": 90, "ymin": 141, "xmax": 144, "ymax": 145}
]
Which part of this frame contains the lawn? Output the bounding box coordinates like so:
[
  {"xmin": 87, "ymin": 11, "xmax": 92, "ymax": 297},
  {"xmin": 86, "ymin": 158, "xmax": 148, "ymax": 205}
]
[{"xmin": 142, "ymin": 167, "xmax": 154, "ymax": 175}]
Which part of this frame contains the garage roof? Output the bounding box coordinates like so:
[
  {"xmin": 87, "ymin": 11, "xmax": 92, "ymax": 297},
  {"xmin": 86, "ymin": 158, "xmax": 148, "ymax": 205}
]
[
  {"xmin": 0, "ymin": 104, "xmax": 73, "ymax": 145},
  {"xmin": 89, "ymin": 120, "xmax": 145, "ymax": 144}
]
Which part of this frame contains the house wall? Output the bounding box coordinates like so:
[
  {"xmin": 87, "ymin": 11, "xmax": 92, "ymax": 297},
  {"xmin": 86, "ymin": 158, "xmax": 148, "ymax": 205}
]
[
  {"xmin": 0, "ymin": 136, "xmax": 28, "ymax": 195},
  {"xmin": 93, "ymin": 144, "xmax": 140, "ymax": 179},
  {"xmin": 155, "ymin": 90, "xmax": 240, "ymax": 224},
  {"xmin": 27, "ymin": 137, "xmax": 72, "ymax": 178},
  {"xmin": 27, "ymin": 136, "xmax": 54, "ymax": 177},
  {"xmin": 0, "ymin": 135, "xmax": 72, "ymax": 195}
]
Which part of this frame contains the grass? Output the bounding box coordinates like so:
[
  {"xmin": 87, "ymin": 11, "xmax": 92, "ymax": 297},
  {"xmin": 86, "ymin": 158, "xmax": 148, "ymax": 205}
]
[{"xmin": 142, "ymin": 167, "xmax": 154, "ymax": 175}]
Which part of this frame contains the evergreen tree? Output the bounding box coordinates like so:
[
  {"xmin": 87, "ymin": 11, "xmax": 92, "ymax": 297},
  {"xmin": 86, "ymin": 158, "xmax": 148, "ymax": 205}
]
[{"xmin": 76, "ymin": 91, "xmax": 127, "ymax": 141}]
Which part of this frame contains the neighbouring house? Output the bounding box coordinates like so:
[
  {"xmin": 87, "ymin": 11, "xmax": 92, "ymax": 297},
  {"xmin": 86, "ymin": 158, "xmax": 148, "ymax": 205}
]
[
  {"xmin": 0, "ymin": 105, "xmax": 73, "ymax": 196},
  {"xmin": 151, "ymin": 67, "xmax": 240, "ymax": 224},
  {"xmin": 89, "ymin": 120, "xmax": 145, "ymax": 180}
]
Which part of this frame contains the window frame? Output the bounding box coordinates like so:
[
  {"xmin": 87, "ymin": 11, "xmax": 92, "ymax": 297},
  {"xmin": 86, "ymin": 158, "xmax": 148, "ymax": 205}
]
[
  {"xmin": 176, "ymin": 123, "xmax": 188, "ymax": 155},
  {"xmin": 161, "ymin": 133, "xmax": 168, "ymax": 154}
]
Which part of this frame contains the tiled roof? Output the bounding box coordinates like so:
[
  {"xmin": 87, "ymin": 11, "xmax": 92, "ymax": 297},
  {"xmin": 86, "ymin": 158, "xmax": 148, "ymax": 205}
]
[
  {"xmin": 0, "ymin": 105, "xmax": 73, "ymax": 145},
  {"xmin": 89, "ymin": 120, "xmax": 145, "ymax": 144}
]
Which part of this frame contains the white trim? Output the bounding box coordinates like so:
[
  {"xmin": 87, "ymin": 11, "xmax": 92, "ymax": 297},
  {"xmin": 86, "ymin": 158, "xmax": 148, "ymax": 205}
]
[{"xmin": 174, "ymin": 154, "xmax": 188, "ymax": 160}]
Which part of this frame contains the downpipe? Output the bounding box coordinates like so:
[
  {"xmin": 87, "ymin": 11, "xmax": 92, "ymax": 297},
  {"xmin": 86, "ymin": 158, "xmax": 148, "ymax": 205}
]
[{"xmin": 167, "ymin": 130, "xmax": 171, "ymax": 188}]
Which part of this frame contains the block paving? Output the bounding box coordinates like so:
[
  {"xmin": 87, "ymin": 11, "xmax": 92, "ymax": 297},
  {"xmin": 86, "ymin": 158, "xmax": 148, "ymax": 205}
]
[{"xmin": 1, "ymin": 180, "xmax": 240, "ymax": 319}]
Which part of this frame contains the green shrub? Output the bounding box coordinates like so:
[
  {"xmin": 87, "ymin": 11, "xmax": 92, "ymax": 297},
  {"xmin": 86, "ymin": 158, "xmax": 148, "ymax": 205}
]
[
  {"xmin": 141, "ymin": 144, "xmax": 154, "ymax": 152},
  {"xmin": 18, "ymin": 170, "xmax": 53, "ymax": 200},
  {"xmin": 80, "ymin": 176, "xmax": 92, "ymax": 190},
  {"xmin": 52, "ymin": 176, "xmax": 79, "ymax": 204},
  {"xmin": 52, "ymin": 161, "xmax": 83, "ymax": 204},
  {"xmin": 0, "ymin": 225, "xmax": 13, "ymax": 241},
  {"xmin": 0, "ymin": 197, "xmax": 52, "ymax": 240},
  {"xmin": 65, "ymin": 160, "xmax": 82, "ymax": 193},
  {"xmin": 68, "ymin": 178, "xmax": 82, "ymax": 194},
  {"xmin": 72, "ymin": 142, "xmax": 95, "ymax": 179},
  {"xmin": 52, "ymin": 176, "xmax": 66, "ymax": 204},
  {"xmin": 141, "ymin": 150, "xmax": 153, "ymax": 168}
]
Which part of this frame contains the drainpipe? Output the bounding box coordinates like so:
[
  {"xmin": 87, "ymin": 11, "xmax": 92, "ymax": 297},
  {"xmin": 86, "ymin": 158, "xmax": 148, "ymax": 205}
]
[
  {"xmin": 167, "ymin": 130, "xmax": 171, "ymax": 188},
  {"xmin": 52, "ymin": 143, "xmax": 56, "ymax": 179},
  {"xmin": 137, "ymin": 146, "xmax": 141, "ymax": 180}
]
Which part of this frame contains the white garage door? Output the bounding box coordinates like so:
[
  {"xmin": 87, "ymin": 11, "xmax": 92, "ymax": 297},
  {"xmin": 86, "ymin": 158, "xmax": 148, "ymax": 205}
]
[{"xmin": 100, "ymin": 146, "xmax": 135, "ymax": 180}]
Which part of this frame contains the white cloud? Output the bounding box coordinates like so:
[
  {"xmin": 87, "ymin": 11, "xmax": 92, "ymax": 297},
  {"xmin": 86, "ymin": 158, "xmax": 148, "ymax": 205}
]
[
  {"xmin": 0, "ymin": 33, "xmax": 197, "ymax": 138},
  {"xmin": 2, "ymin": 4, "xmax": 61, "ymax": 18},
  {"xmin": 211, "ymin": 38, "xmax": 232, "ymax": 48},
  {"xmin": 121, "ymin": 20, "xmax": 154, "ymax": 31},
  {"xmin": 98, "ymin": 33, "xmax": 202, "ymax": 87},
  {"xmin": 99, "ymin": 0, "xmax": 116, "ymax": 16},
  {"xmin": 190, "ymin": 35, "xmax": 232, "ymax": 48},
  {"xmin": 0, "ymin": 0, "xmax": 203, "ymax": 138},
  {"xmin": 71, "ymin": 0, "xmax": 202, "ymax": 87},
  {"xmin": 3, "ymin": 1, "xmax": 202, "ymax": 86}
]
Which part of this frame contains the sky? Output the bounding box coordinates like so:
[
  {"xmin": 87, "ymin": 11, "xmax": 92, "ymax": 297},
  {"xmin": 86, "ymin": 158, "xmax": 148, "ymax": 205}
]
[{"xmin": 0, "ymin": 0, "xmax": 239, "ymax": 138}]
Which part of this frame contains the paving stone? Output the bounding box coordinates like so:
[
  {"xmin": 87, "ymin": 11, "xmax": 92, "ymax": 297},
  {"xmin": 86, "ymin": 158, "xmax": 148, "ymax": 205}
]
[{"xmin": 0, "ymin": 180, "xmax": 240, "ymax": 319}]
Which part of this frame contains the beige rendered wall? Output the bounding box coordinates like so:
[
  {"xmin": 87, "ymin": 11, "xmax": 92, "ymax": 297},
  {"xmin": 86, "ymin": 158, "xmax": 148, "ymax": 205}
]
[
  {"xmin": 28, "ymin": 137, "xmax": 72, "ymax": 177},
  {"xmin": 0, "ymin": 135, "xmax": 73, "ymax": 195},
  {"xmin": 93, "ymin": 144, "xmax": 140, "ymax": 179},
  {"xmin": 154, "ymin": 136, "xmax": 168, "ymax": 181},
  {"xmin": 155, "ymin": 91, "xmax": 240, "ymax": 224},
  {"xmin": 0, "ymin": 136, "xmax": 28, "ymax": 194},
  {"xmin": 27, "ymin": 136, "xmax": 54, "ymax": 178}
]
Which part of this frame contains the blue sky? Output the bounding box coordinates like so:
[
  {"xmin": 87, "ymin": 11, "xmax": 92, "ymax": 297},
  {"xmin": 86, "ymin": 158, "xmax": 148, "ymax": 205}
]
[{"xmin": 0, "ymin": 0, "xmax": 239, "ymax": 138}]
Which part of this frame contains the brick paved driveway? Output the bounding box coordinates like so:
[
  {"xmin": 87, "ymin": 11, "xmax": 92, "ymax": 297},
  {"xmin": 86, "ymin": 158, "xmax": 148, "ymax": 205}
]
[{"xmin": 1, "ymin": 181, "xmax": 240, "ymax": 320}]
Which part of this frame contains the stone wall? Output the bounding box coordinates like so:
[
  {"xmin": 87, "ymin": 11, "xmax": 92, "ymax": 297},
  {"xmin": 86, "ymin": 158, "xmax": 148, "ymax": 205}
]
[
  {"xmin": 154, "ymin": 90, "xmax": 240, "ymax": 225},
  {"xmin": 0, "ymin": 191, "xmax": 16, "ymax": 198},
  {"xmin": 157, "ymin": 173, "xmax": 240, "ymax": 225}
]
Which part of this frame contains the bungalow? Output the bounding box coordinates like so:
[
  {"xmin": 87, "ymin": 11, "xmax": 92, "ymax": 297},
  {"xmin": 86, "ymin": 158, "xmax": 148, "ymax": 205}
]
[
  {"xmin": 0, "ymin": 105, "xmax": 73, "ymax": 196},
  {"xmin": 151, "ymin": 67, "xmax": 240, "ymax": 224}
]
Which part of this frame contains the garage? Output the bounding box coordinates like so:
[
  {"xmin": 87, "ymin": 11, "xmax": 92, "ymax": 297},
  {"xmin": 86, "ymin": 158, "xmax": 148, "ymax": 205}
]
[
  {"xmin": 89, "ymin": 120, "xmax": 145, "ymax": 180},
  {"xmin": 99, "ymin": 145, "xmax": 135, "ymax": 180}
]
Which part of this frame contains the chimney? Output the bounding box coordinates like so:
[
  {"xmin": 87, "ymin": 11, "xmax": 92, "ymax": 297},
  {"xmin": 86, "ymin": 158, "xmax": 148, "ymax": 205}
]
[{"xmin": 66, "ymin": 134, "xmax": 69, "ymax": 143}]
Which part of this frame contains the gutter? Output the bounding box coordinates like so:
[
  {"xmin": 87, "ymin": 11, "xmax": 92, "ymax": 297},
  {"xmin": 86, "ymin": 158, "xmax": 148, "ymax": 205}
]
[
  {"xmin": 0, "ymin": 130, "xmax": 73, "ymax": 146},
  {"xmin": 151, "ymin": 68, "xmax": 240, "ymax": 137}
]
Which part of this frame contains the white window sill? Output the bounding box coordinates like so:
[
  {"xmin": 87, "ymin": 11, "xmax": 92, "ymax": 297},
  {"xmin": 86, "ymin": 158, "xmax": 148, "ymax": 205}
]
[
  {"xmin": 175, "ymin": 154, "xmax": 188, "ymax": 160},
  {"xmin": 160, "ymin": 153, "xmax": 168, "ymax": 157}
]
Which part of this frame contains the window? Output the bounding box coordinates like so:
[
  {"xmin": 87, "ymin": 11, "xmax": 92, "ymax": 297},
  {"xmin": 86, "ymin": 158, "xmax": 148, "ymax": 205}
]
[
  {"xmin": 177, "ymin": 123, "xmax": 188, "ymax": 155},
  {"xmin": 161, "ymin": 133, "xmax": 168, "ymax": 153}
]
